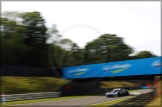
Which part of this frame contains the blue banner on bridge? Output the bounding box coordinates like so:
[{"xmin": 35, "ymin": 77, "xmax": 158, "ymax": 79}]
[{"xmin": 63, "ymin": 57, "xmax": 162, "ymax": 79}]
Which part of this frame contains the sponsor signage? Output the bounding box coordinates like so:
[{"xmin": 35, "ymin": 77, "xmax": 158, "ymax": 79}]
[{"xmin": 63, "ymin": 57, "xmax": 162, "ymax": 79}]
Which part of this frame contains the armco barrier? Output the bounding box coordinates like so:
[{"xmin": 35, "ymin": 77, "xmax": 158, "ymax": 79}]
[{"xmin": 0, "ymin": 91, "xmax": 61, "ymax": 102}]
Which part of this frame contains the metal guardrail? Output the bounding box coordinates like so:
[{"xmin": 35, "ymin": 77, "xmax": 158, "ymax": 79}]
[{"xmin": 0, "ymin": 91, "xmax": 61, "ymax": 102}]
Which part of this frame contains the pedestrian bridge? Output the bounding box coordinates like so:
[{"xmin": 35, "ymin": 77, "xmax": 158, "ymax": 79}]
[{"xmin": 63, "ymin": 56, "xmax": 161, "ymax": 80}]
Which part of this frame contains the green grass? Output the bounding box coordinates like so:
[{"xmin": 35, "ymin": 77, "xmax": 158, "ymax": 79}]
[
  {"xmin": 1, "ymin": 76, "xmax": 69, "ymax": 94},
  {"xmin": 0, "ymin": 96, "xmax": 90, "ymax": 106},
  {"xmin": 145, "ymin": 95, "xmax": 162, "ymax": 107},
  {"xmin": 87, "ymin": 96, "xmax": 135, "ymax": 107}
]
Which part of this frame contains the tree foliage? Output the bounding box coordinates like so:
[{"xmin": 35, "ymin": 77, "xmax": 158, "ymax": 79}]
[
  {"xmin": 135, "ymin": 51, "xmax": 157, "ymax": 59},
  {"xmin": 1, "ymin": 11, "xmax": 52, "ymax": 67},
  {"xmin": 84, "ymin": 34, "xmax": 134, "ymax": 64},
  {"xmin": 1, "ymin": 11, "xmax": 157, "ymax": 69}
]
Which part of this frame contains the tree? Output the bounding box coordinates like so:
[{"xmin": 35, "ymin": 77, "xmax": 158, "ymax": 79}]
[
  {"xmin": 18, "ymin": 11, "xmax": 51, "ymax": 67},
  {"xmin": 1, "ymin": 11, "xmax": 54, "ymax": 67},
  {"xmin": 59, "ymin": 39, "xmax": 74, "ymax": 50},
  {"xmin": 1, "ymin": 11, "xmax": 21, "ymax": 22},
  {"xmin": 20, "ymin": 11, "xmax": 49, "ymax": 45},
  {"xmin": 84, "ymin": 34, "xmax": 133, "ymax": 64},
  {"xmin": 51, "ymin": 39, "xmax": 82, "ymax": 68},
  {"xmin": 66, "ymin": 43, "xmax": 84, "ymax": 66},
  {"xmin": 135, "ymin": 51, "xmax": 157, "ymax": 59},
  {"xmin": 1, "ymin": 11, "xmax": 82, "ymax": 68},
  {"xmin": 1, "ymin": 17, "xmax": 31, "ymax": 66}
]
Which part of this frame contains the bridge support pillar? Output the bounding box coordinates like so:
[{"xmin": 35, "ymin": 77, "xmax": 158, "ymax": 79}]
[{"xmin": 153, "ymin": 76, "xmax": 161, "ymax": 96}]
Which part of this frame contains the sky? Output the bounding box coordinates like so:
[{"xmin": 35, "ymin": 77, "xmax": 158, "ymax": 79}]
[{"xmin": 2, "ymin": 1, "xmax": 161, "ymax": 56}]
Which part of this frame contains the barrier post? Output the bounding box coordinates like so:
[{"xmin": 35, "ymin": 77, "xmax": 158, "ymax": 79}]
[{"xmin": 1, "ymin": 93, "xmax": 6, "ymax": 105}]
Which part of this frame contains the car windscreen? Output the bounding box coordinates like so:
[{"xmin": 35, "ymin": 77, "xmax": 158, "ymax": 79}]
[{"xmin": 112, "ymin": 90, "xmax": 119, "ymax": 93}]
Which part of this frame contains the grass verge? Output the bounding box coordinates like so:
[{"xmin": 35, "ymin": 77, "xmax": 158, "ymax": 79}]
[
  {"xmin": 145, "ymin": 95, "xmax": 162, "ymax": 107},
  {"xmin": 1, "ymin": 76, "xmax": 69, "ymax": 94},
  {"xmin": 87, "ymin": 96, "xmax": 135, "ymax": 107}
]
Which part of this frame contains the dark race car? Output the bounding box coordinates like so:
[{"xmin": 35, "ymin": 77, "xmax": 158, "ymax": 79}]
[{"xmin": 106, "ymin": 88, "xmax": 129, "ymax": 97}]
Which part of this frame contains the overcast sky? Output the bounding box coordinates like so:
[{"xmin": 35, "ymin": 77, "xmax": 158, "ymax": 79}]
[{"xmin": 2, "ymin": 1, "xmax": 161, "ymax": 56}]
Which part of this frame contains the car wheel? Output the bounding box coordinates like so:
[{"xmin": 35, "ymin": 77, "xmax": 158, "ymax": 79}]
[
  {"xmin": 127, "ymin": 92, "xmax": 129, "ymax": 96},
  {"xmin": 117, "ymin": 93, "xmax": 120, "ymax": 97}
]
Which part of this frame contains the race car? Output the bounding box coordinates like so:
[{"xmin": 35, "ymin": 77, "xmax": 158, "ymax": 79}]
[{"xmin": 106, "ymin": 88, "xmax": 129, "ymax": 97}]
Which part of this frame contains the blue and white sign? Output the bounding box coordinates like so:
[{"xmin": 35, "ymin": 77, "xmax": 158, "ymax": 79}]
[{"xmin": 63, "ymin": 57, "xmax": 162, "ymax": 79}]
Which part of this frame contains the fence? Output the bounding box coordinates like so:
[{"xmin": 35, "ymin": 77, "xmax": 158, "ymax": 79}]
[{"xmin": 0, "ymin": 91, "xmax": 61, "ymax": 102}]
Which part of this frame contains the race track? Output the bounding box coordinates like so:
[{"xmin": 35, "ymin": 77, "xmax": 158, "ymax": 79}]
[{"xmin": 11, "ymin": 89, "xmax": 153, "ymax": 107}]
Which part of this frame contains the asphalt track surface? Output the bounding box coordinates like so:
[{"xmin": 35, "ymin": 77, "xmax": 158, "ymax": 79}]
[{"xmin": 10, "ymin": 89, "xmax": 153, "ymax": 107}]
